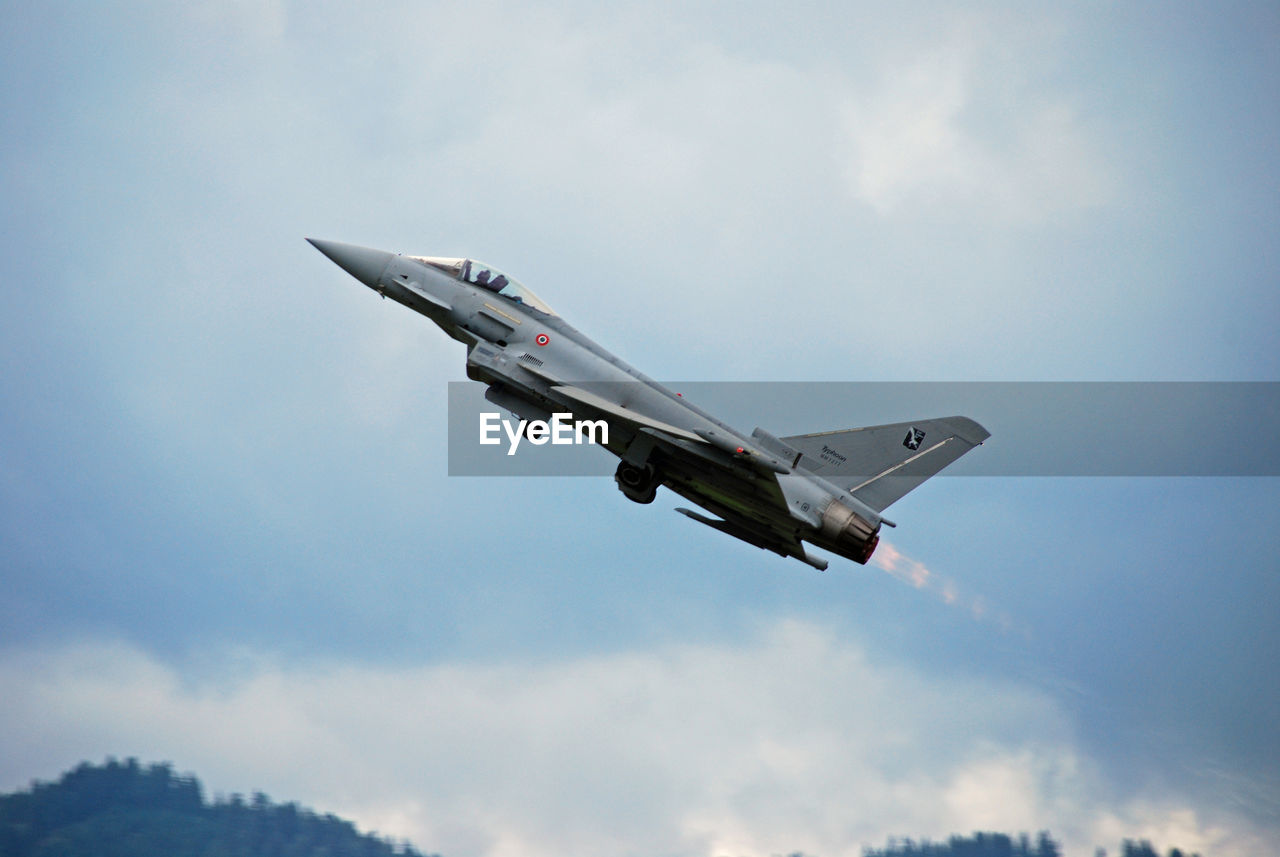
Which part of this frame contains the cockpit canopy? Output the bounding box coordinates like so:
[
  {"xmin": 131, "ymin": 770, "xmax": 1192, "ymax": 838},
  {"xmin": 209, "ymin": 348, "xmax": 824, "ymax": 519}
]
[{"xmin": 409, "ymin": 255, "xmax": 556, "ymax": 316}]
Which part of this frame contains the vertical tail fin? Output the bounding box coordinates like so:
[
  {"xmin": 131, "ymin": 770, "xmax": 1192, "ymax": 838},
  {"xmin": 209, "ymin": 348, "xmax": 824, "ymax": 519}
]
[{"xmin": 780, "ymin": 416, "xmax": 989, "ymax": 512}]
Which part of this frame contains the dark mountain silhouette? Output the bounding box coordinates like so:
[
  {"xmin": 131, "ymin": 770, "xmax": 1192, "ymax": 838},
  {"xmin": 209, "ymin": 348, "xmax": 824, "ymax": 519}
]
[
  {"xmin": 862, "ymin": 832, "xmax": 1201, "ymax": 857},
  {"xmin": 0, "ymin": 759, "xmax": 1204, "ymax": 857},
  {"xmin": 0, "ymin": 758, "xmax": 431, "ymax": 857}
]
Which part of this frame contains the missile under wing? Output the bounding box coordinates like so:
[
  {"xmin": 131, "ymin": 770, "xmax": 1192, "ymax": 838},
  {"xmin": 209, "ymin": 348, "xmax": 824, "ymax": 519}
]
[{"xmin": 308, "ymin": 239, "xmax": 989, "ymax": 570}]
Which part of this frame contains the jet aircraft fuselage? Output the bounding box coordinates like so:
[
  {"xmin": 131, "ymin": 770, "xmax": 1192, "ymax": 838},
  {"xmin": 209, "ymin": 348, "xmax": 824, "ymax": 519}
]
[{"xmin": 309, "ymin": 239, "xmax": 989, "ymax": 570}]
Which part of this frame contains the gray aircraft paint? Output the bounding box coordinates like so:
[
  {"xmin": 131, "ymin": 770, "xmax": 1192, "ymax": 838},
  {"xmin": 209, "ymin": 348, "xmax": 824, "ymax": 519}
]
[{"xmin": 309, "ymin": 239, "xmax": 989, "ymax": 570}]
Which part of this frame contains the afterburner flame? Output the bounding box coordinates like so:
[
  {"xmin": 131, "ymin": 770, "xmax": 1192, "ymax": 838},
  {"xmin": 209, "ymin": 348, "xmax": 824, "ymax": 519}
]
[{"xmin": 870, "ymin": 540, "xmax": 1023, "ymax": 637}]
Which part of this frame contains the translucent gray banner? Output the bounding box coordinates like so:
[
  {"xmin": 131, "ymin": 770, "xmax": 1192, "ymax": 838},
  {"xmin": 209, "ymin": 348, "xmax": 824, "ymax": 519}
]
[{"xmin": 447, "ymin": 382, "xmax": 1280, "ymax": 477}]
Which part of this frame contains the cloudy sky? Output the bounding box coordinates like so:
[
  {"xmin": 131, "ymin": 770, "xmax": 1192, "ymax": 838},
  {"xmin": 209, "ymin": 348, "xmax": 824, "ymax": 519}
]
[{"xmin": 2, "ymin": 2, "xmax": 1277, "ymax": 856}]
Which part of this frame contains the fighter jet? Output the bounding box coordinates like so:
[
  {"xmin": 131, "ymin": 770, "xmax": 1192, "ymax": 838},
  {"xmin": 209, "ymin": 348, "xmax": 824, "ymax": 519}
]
[{"xmin": 308, "ymin": 239, "xmax": 989, "ymax": 570}]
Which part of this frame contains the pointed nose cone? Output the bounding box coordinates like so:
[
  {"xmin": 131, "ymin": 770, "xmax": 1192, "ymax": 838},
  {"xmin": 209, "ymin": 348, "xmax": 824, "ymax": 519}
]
[{"xmin": 307, "ymin": 238, "xmax": 394, "ymax": 287}]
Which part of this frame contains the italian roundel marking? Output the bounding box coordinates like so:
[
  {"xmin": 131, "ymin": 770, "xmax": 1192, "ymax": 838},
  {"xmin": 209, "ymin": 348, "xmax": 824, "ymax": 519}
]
[{"xmin": 535, "ymin": 333, "xmax": 550, "ymax": 346}]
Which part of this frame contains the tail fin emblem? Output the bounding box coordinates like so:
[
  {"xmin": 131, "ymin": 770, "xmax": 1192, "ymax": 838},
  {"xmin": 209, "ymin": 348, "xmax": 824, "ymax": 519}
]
[{"xmin": 903, "ymin": 427, "xmax": 926, "ymax": 450}]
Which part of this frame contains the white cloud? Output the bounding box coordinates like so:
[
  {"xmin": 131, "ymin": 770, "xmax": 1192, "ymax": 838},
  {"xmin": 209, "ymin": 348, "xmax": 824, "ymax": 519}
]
[
  {"xmin": 837, "ymin": 27, "xmax": 1112, "ymax": 220},
  {"xmin": 1, "ymin": 622, "xmax": 1267, "ymax": 857},
  {"xmin": 179, "ymin": 1, "xmax": 289, "ymax": 42}
]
